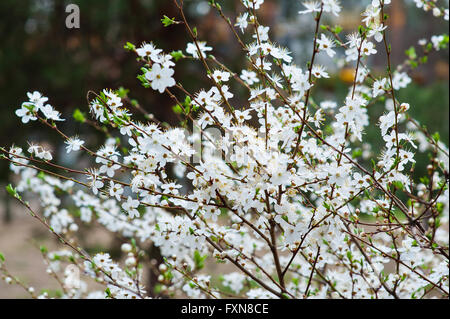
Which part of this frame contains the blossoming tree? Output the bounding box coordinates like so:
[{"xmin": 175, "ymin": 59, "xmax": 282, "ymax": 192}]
[{"xmin": 1, "ymin": 0, "xmax": 449, "ymax": 299}]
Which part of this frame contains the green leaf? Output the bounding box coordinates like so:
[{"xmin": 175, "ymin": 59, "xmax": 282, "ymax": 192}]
[
  {"xmin": 154, "ymin": 284, "xmax": 162, "ymax": 295},
  {"xmin": 352, "ymin": 148, "xmax": 362, "ymax": 158},
  {"xmin": 170, "ymin": 50, "xmax": 184, "ymax": 61},
  {"xmin": 137, "ymin": 74, "xmax": 150, "ymax": 88},
  {"xmin": 193, "ymin": 250, "xmax": 208, "ymax": 270},
  {"xmin": 420, "ymin": 176, "xmax": 430, "ymax": 185},
  {"xmin": 346, "ymin": 251, "xmax": 353, "ymax": 262},
  {"xmin": 392, "ymin": 181, "xmax": 404, "ymax": 191},
  {"xmin": 161, "ymin": 15, "xmax": 176, "ymax": 27},
  {"xmin": 432, "ymin": 132, "xmax": 440, "ymax": 142},
  {"xmin": 117, "ymin": 87, "xmax": 129, "ymax": 98},
  {"xmin": 124, "ymin": 42, "xmax": 136, "ymax": 51},
  {"xmin": 6, "ymin": 184, "xmax": 20, "ymax": 199},
  {"xmin": 112, "ymin": 115, "xmax": 126, "ymax": 127},
  {"xmin": 0, "ymin": 252, "xmax": 5, "ymax": 262},
  {"xmin": 405, "ymin": 46, "xmax": 417, "ymax": 59},
  {"xmin": 439, "ymin": 34, "xmax": 449, "ymax": 49},
  {"xmin": 333, "ymin": 25, "xmax": 343, "ymax": 34},
  {"xmin": 183, "ymin": 96, "xmax": 192, "ymax": 109},
  {"xmin": 172, "ymin": 104, "xmax": 183, "ymax": 114},
  {"xmin": 73, "ymin": 108, "xmax": 86, "ymax": 123},
  {"xmin": 358, "ymin": 25, "xmax": 364, "ymax": 35},
  {"xmin": 105, "ymin": 287, "xmax": 113, "ymax": 298},
  {"xmin": 435, "ymin": 217, "xmax": 441, "ymax": 228},
  {"xmin": 23, "ymin": 103, "xmax": 35, "ymax": 112},
  {"xmin": 371, "ymin": 159, "xmax": 377, "ymax": 170}
]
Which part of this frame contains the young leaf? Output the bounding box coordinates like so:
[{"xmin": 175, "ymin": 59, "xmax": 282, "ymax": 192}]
[
  {"xmin": 161, "ymin": 15, "xmax": 176, "ymax": 27},
  {"xmin": 73, "ymin": 108, "xmax": 86, "ymax": 123}
]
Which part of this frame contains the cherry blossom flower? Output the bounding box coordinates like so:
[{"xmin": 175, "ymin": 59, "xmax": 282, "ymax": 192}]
[
  {"xmin": 240, "ymin": 70, "xmax": 259, "ymax": 85},
  {"xmin": 15, "ymin": 103, "xmax": 37, "ymax": 123},
  {"xmin": 122, "ymin": 196, "xmax": 140, "ymax": 218},
  {"xmin": 109, "ymin": 181, "xmax": 124, "ymax": 201},
  {"xmin": 311, "ymin": 65, "xmax": 330, "ymax": 78},
  {"xmin": 27, "ymin": 91, "xmax": 48, "ymax": 109},
  {"xmin": 372, "ymin": 78, "xmax": 387, "ymax": 98},
  {"xmin": 211, "ymin": 70, "xmax": 231, "ymax": 82},
  {"xmin": 317, "ymin": 34, "xmax": 336, "ymax": 58},
  {"xmin": 186, "ymin": 41, "xmax": 212, "ymax": 59},
  {"xmin": 298, "ymin": 1, "xmax": 322, "ymax": 15},
  {"xmin": 136, "ymin": 42, "xmax": 162, "ymax": 62},
  {"xmin": 145, "ymin": 64, "xmax": 176, "ymax": 93},
  {"xmin": 65, "ymin": 137, "xmax": 85, "ymax": 153},
  {"xmin": 235, "ymin": 12, "xmax": 249, "ymax": 32},
  {"xmin": 87, "ymin": 169, "xmax": 104, "ymax": 195}
]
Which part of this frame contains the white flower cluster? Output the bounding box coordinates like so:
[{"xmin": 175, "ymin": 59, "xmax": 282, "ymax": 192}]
[
  {"xmin": 2, "ymin": 0, "xmax": 448, "ymax": 299},
  {"xmin": 15, "ymin": 91, "xmax": 64, "ymax": 123},
  {"xmin": 410, "ymin": 0, "xmax": 449, "ymax": 20}
]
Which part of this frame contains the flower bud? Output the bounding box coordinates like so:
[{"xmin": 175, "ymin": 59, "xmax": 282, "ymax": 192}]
[
  {"xmin": 121, "ymin": 243, "xmax": 133, "ymax": 253},
  {"xmin": 157, "ymin": 264, "xmax": 166, "ymax": 273},
  {"xmin": 125, "ymin": 256, "xmax": 136, "ymax": 267},
  {"xmin": 399, "ymin": 102, "xmax": 410, "ymax": 113},
  {"xmin": 433, "ymin": 7, "xmax": 441, "ymax": 17}
]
